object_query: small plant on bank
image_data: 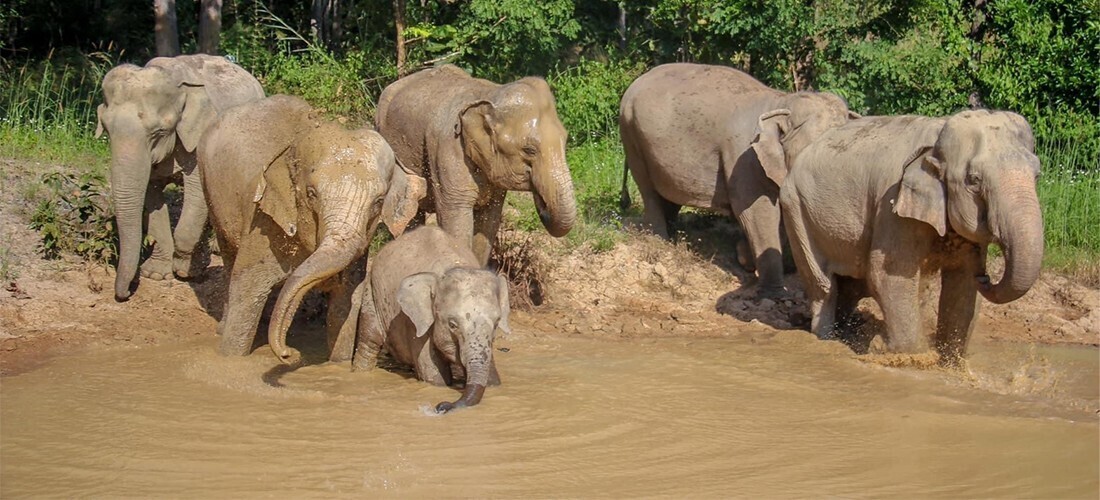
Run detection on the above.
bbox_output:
[28,171,117,264]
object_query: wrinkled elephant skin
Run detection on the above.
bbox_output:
[780,110,1044,364]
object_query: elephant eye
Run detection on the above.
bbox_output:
[306,186,318,199]
[522,145,538,157]
[448,319,459,331]
[965,172,981,187]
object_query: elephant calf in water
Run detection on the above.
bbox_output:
[199,95,426,364]
[356,226,511,413]
[780,110,1043,364]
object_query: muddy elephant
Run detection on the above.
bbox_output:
[375,64,577,265]
[96,54,265,301]
[355,226,511,413]
[619,63,856,296]
[780,110,1043,364]
[198,95,426,364]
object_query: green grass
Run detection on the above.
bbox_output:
[0,56,111,171]
[1036,138,1100,283]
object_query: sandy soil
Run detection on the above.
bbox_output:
[1,158,1097,375]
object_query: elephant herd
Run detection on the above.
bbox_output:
[94,54,1043,411]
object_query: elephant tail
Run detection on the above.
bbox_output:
[619,159,631,212]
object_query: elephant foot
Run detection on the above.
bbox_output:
[173,253,197,280]
[217,335,253,356]
[140,259,174,281]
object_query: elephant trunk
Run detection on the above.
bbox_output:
[110,140,153,301]
[435,356,490,414]
[268,208,372,365]
[978,184,1044,304]
[531,154,577,238]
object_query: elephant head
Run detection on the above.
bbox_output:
[96,56,263,301]
[267,124,427,365]
[457,78,577,237]
[894,110,1043,304]
[751,92,856,186]
[397,268,511,413]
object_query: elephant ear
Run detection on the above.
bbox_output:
[750,109,792,186]
[398,273,438,338]
[95,103,107,138]
[894,147,947,237]
[176,83,215,152]
[381,158,427,237]
[495,274,512,336]
[458,100,496,164]
[253,148,300,237]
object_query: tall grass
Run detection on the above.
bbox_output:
[1036,138,1100,283]
[0,53,112,170]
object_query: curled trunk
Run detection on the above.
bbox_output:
[435,357,489,414]
[531,155,577,237]
[111,143,153,301]
[268,233,368,365]
[978,188,1044,304]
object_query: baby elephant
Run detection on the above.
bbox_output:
[356,226,511,413]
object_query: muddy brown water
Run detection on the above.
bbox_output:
[2,327,1097,498]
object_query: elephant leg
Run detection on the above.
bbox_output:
[352,282,384,371]
[934,249,984,365]
[218,251,284,356]
[416,343,452,387]
[624,136,675,238]
[326,260,366,363]
[173,166,208,279]
[834,276,873,352]
[436,202,476,251]
[809,275,839,340]
[472,189,507,266]
[868,257,924,353]
[141,182,175,280]
[733,195,785,297]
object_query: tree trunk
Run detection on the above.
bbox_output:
[198,0,222,55]
[616,2,626,51]
[312,0,342,51]
[394,0,407,76]
[153,0,180,57]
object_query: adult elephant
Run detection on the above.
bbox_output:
[96,54,264,301]
[619,63,855,297]
[375,64,577,265]
[199,95,426,364]
[780,110,1043,364]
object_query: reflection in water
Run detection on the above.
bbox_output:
[2,332,1097,497]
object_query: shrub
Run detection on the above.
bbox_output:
[548,58,645,145]
[28,171,117,263]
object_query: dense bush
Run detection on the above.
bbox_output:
[547,58,646,145]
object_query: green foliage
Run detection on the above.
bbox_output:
[406,0,581,80]
[28,171,117,263]
[221,5,389,121]
[548,59,646,145]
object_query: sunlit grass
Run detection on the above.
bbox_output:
[1036,138,1100,284]
[0,56,111,172]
